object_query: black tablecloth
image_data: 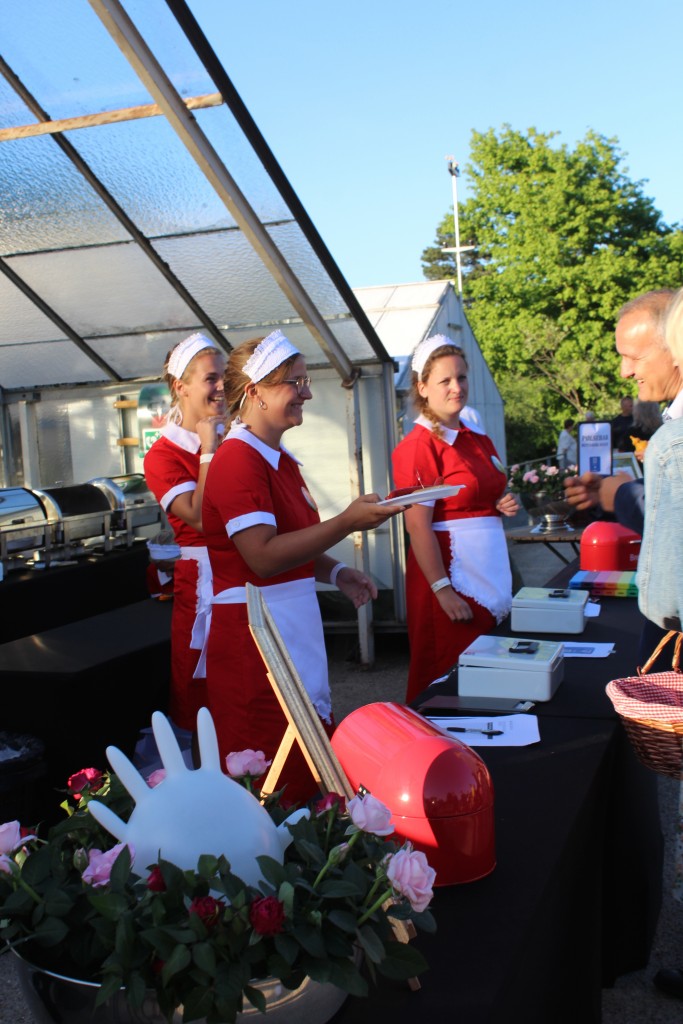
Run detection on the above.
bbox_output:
[333,589,663,1024]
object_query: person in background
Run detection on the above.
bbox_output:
[201,330,402,801]
[143,333,226,735]
[629,400,663,461]
[556,418,577,468]
[611,395,635,452]
[391,335,519,703]
[635,285,683,1002]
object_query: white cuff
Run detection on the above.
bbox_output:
[199,453,214,464]
[329,562,347,587]
[430,576,451,594]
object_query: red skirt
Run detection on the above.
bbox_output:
[169,559,208,731]
[205,603,331,805]
[404,537,495,704]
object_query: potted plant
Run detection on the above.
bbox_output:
[0,720,435,1024]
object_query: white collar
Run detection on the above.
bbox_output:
[414,413,461,445]
[161,421,201,454]
[663,389,683,421]
[226,421,302,470]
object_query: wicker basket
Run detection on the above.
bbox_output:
[606,631,683,779]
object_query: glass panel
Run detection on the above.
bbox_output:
[0,274,69,343]
[0,342,108,389]
[154,231,299,327]
[0,136,131,255]
[269,222,352,317]
[197,107,294,225]
[68,116,238,236]
[6,244,196,336]
[2,1,152,118]
[87,328,230,380]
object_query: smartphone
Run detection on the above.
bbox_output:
[578,421,613,477]
[509,640,540,655]
[417,695,535,715]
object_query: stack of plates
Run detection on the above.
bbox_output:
[568,570,638,598]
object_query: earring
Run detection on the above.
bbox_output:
[258,398,267,410]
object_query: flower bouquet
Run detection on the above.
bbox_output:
[0,720,435,1024]
[507,461,577,527]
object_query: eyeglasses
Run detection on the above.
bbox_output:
[281,376,312,394]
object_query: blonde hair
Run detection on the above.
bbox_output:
[410,343,468,437]
[163,346,226,425]
[225,337,300,420]
[665,287,683,366]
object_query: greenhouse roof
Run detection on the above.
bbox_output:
[0,0,390,393]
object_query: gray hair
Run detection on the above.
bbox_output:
[617,289,676,348]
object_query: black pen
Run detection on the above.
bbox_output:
[447,727,504,737]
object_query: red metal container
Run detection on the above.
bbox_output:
[580,520,641,571]
[331,702,495,886]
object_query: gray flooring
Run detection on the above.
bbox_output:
[1,527,681,1021]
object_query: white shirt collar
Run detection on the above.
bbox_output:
[226,421,302,470]
[663,389,683,421]
[161,421,201,454]
[414,413,460,445]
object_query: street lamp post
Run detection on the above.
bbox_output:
[441,156,474,297]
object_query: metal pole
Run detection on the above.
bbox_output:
[448,159,463,296]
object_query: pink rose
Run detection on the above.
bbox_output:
[0,820,21,855]
[147,769,167,788]
[0,853,14,875]
[81,843,132,887]
[523,471,539,484]
[510,464,520,474]
[225,749,271,778]
[545,466,559,476]
[347,793,394,836]
[386,846,436,913]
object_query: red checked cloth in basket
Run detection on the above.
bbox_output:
[606,671,683,725]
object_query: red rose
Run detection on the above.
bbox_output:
[146,865,166,892]
[249,896,285,937]
[189,895,224,929]
[314,792,346,816]
[67,768,104,800]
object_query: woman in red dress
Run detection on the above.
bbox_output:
[201,330,401,801]
[392,335,519,702]
[144,333,227,733]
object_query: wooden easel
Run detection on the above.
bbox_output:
[245,583,420,990]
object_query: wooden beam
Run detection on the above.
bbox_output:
[0,92,223,142]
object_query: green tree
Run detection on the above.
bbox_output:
[422,126,683,462]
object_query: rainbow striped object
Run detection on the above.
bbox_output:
[568,570,638,598]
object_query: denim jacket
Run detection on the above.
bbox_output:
[637,418,683,631]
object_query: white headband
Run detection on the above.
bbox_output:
[411,334,458,379]
[242,329,299,383]
[167,333,221,380]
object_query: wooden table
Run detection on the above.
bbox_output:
[507,523,584,565]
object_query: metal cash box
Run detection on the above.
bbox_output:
[511,586,588,634]
[458,634,564,702]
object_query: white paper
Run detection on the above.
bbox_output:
[584,601,601,618]
[426,714,540,747]
[561,642,615,658]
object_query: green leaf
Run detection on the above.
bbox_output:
[318,879,362,898]
[196,853,219,878]
[33,916,69,946]
[160,942,192,982]
[181,984,216,1021]
[355,924,386,964]
[86,891,130,921]
[192,940,217,974]
[255,855,286,888]
[43,890,75,918]
[243,982,267,1014]
[376,940,429,980]
[293,923,326,958]
[278,879,295,917]
[273,931,300,965]
[326,909,358,933]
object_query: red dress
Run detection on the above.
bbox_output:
[392,416,512,702]
[202,424,331,803]
[144,424,210,730]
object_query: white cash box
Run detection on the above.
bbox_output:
[511,586,588,635]
[458,635,564,702]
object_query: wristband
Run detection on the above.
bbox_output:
[199,453,214,465]
[329,562,347,587]
[430,576,451,594]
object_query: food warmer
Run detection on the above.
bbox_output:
[0,474,162,571]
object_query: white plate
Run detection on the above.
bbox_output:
[377,484,465,507]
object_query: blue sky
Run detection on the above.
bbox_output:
[190,0,682,290]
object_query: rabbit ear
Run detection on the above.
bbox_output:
[151,711,186,775]
[196,707,221,771]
